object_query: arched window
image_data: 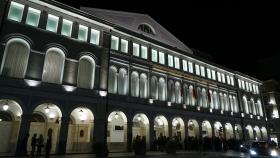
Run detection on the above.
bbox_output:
[139,73,148,98]
[118,68,128,95]
[175,81,181,104]
[0,38,30,78]
[183,84,189,105]
[42,47,65,84]
[150,76,158,100]
[189,85,195,106]
[229,95,234,112]
[131,71,139,97]
[158,77,166,101]
[197,87,202,107]
[224,94,229,111]
[77,55,96,89]
[233,96,239,113]
[138,23,155,35]
[213,91,219,110]
[108,66,117,94]
[257,100,263,116]
[219,93,224,111]
[202,88,207,108]
[243,96,249,114]
[168,80,175,103]
[209,90,214,109]
[251,98,256,115]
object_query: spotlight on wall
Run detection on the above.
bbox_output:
[167,102,171,107]
[24,79,41,87]
[99,90,107,97]
[209,108,213,113]
[137,115,141,121]
[189,120,193,125]
[183,104,187,109]
[0,119,2,121]
[45,106,50,113]
[63,85,76,92]
[2,104,9,111]
[49,113,55,119]
[149,99,153,104]
[114,113,119,119]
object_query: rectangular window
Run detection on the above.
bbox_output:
[230,76,234,86]
[46,14,59,32]
[245,82,249,91]
[238,79,241,88]
[217,72,221,82]
[168,55,174,67]
[90,29,100,45]
[221,73,225,83]
[159,51,165,64]
[211,70,216,80]
[174,57,180,69]
[200,66,205,77]
[182,60,188,72]
[207,68,211,79]
[25,7,41,27]
[227,75,231,85]
[133,43,140,57]
[111,35,119,50]
[61,19,73,37]
[256,85,259,94]
[253,84,256,93]
[241,80,245,90]
[78,25,88,41]
[141,46,148,59]
[249,83,252,92]
[195,64,200,76]
[188,62,193,73]
[8,2,24,22]
[151,49,158,62]
[120,39,128,53]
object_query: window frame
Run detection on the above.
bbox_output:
[110,35,119,50]
[61,19,73,37]
[90,28,100,45]
[25,7,41,27]
[46,14,59,33]
[120,39,128,53]
[7,1,25,22]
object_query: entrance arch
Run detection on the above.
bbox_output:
[154,115,168,138]
[225,123,234,140]
[0,99,22,153]
[107,111,127,152]
[132,113,149,149]
[235,124,243,141]
[254,126,261,140]
[246,125,254,140]
[172,117,185,145]
[66,107,94,153]
[261,127,268,140]
[202,121,212,138]
[188,119,199,138]
[214,122,224,138]
[28,103,62,153]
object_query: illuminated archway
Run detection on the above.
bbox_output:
[202,121,212,138]
[154,115,168,138]
[132,113,149,149]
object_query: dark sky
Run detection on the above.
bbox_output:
[56,0,280,81]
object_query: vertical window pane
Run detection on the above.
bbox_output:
[46,14,59,32]
[182,60,188,71]
[188,62,193,73]
[230,76,234,86]
[78,25,88,41]
[90,29,100,45]
[120,39,128,53]
[241,80,245,89]
[174,57,180,69]
[221,73,225,83]
[195,64,200,76]
[25,7,41,27]
[207,68,211,79]
[61,19,73,37]
[111,36,119,50]
[211,70,216,80]
[227,75,231,85]
[168,55,173,67]
[133,43,140,56]
[141,46,147,59]
[159,51,165,64]
[8,2,24,22]
[238,79,241,88]
[217,72,221,82]
[151,49,158,62]
[200,66,205,77]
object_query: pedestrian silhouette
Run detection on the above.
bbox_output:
[31,134,37,157]
[45,135,52,158]
[36,134,44,158]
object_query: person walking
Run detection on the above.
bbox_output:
[45,135,52,158]
[31,134,37,157]
[36,134,44,158]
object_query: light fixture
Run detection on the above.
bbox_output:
[3,104,9,111]
[137,115,141,121]
[25,79,41,87]
[0,119,2,122]
[114,113,119,119]
[149,99,153,104]
[173,119,179,127]
[202,122,206,126]
[45,105,50,113]
[63,85,76,92]
[167,102,171,107]
[99,90,107,97]
[189,120,193,125]
[49,113,55,119]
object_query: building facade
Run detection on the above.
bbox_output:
[0,0,268,155]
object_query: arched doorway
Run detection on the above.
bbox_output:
[172,117,185,146]
[107,111,127,152]
[154,115,168,138]
[0,99,22,153]
[188,119,199,138]
[225,123,234,140]
[66,107,94,153]
[214,122,224,139]
[246,125,254,141]
[202,121,212,138]
[235,124,243,141]
[261,127,268,140]
[132,113,149,149]
[254,126,261,141]
[28,103,62,154]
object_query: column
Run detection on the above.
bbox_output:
[149,120,155,151]
[15,114,32,156]
[57,116,70,154]
[126,121,132,152]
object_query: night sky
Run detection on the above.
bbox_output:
[55,0,280,81]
